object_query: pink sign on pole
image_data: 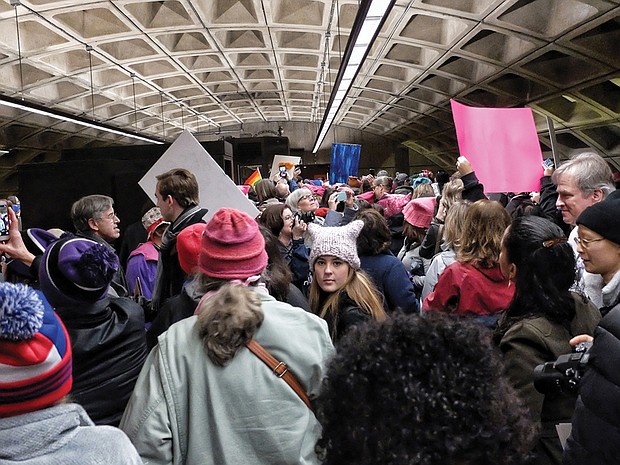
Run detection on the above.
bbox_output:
[450,100,543,193]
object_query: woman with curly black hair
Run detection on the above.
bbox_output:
[494,215,600,465]
[317,313,535,465]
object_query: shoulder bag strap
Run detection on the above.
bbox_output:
[245,339,314,412]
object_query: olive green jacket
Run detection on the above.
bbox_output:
[498,293,601,465]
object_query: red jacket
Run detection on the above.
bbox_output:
[423,261,514,316]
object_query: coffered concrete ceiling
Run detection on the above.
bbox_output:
[0,0,619,191]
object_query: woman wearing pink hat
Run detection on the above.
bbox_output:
[307,220,387,341]
[121,208,334,465]
[398,196,436,299]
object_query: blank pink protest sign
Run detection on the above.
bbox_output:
[451,100,543,193]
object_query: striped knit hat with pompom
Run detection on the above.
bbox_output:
[0,283,72,417]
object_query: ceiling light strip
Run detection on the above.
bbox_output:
[0,96,164,145]
[312,0,395,153]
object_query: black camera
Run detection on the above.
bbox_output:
[533,342,591,395]
[294,211,315,224]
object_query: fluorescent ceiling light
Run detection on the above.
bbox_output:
[0,97,164,145]
[312,0,395,153]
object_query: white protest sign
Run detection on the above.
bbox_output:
[139,130,259,221]
[270,155,301,181]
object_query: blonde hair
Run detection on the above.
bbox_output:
[412,183,434,199]
[458,199,511,268]
[443,200,471,250]
[197,283,264,366]
[440,178,464,210]
[309,266,387,339]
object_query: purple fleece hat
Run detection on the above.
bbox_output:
[39,237,119,308]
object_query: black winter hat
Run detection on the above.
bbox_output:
[576,197,620,245]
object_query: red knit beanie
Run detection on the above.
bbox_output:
[177,223,206,274]
[199,208,268,279]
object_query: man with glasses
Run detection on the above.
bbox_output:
[71,194,128,297]
[542,152,616,307]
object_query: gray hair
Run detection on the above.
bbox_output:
[285,187,312,212]
[71,194,114,233]
[552,152,615,197]
[275,182,290,198]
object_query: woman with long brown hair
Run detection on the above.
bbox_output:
[307,220,387,341]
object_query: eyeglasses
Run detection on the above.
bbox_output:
[95,212,119,222]
[298,194,314,202]
[574,236,604,248]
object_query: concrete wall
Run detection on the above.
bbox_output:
[197,121,405,175]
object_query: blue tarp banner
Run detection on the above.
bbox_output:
[330,143,361,184]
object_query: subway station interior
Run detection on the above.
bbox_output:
[0,0,618,201]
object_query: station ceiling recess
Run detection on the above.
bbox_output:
[0,0,618,186]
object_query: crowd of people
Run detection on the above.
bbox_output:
[0,152,619,465]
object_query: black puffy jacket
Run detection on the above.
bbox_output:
[56,297,148,426]
[563,301,620,465]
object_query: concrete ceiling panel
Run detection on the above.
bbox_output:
[98,38,158,61]
[124,1,194,29]
[0,0,618,184]
[272,0,324,26]
[54,8,130,38]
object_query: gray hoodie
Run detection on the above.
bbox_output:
[0,403,142,465]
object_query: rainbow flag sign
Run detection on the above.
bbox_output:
[244,168,262,187]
